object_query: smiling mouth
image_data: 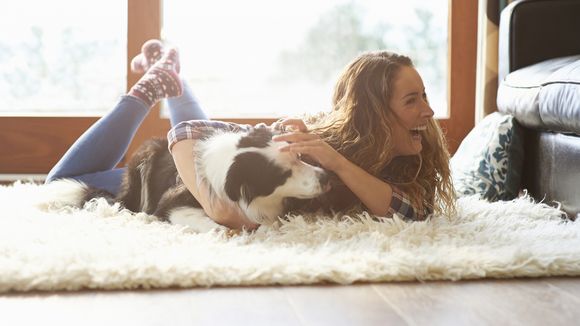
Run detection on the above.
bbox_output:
[409,125,427,139]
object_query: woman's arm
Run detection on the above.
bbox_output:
[334,161,422,220]
[331,156,394,215]
[278,139,394,215]
[171,139,260,230]
[167,120,259,230]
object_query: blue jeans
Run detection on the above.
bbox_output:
[45,82,207,195]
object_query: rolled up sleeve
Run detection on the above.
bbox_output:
[167,120,251,153]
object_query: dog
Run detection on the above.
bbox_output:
[84,126,331,226]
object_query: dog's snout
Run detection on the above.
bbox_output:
[318,171,331,192]
[318,171,329,185]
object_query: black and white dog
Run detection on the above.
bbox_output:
[84,127,331,226]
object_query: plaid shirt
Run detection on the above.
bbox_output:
[167,120,252,151]
[167,120,427,221]
[388,186,429,221]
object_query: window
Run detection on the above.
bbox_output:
[0,0,127,115]
[163,0,448,118]
[0,0,477,175]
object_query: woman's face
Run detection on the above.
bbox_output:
[388,66,434,157]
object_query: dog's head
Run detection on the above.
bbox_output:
[199,127,330,224]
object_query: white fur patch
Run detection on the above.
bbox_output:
[27,179,87,211]
[196,132,243,201]
[168,207,224,233]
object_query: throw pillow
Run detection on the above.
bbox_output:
[450,112,524,201]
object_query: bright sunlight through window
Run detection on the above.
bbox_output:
[0,0,126,115]
[163,0,448,118]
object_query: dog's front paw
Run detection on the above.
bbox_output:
[168,207,224,233]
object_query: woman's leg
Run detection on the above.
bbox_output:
[166,82,208,126]
[45,96,149,192]
[132,39,208,126]
[46,49,182,195]
[65,169,126,195]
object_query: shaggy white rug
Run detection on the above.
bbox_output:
[1,181,578,293]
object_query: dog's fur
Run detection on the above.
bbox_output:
[88,127,331,225]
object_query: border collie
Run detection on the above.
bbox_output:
[86,127,331,226]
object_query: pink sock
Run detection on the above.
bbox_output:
[128,48,182,107]
[131,39,180,74]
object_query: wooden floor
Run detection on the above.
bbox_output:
[2,277,580,325]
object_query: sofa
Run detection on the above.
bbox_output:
[497,0,580,218]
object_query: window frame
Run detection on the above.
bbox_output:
[0,0,476,174]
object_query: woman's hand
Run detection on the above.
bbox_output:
[272,119,399,216]
[171,139,260,231]
[272,118,347,172]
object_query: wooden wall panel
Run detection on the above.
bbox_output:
[0,117,97,173]
[440,0,479,154]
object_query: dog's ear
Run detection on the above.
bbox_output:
[237,127,273,149]
[225,183,257,204]
[224,152,291,204]
[239,184,256,205]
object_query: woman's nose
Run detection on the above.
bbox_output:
[422,101,434,118]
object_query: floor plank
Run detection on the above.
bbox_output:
[283,284,407,326]
[3,278,580,326]
[0,289,196,326]
[373,277,580,326]
[373,280,511,326]
[0,287,302,326]
[543,277,580,303]
[186,286,301,325]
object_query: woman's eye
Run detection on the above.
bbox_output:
[405,98,416,105]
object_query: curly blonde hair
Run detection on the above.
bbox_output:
[307,51,456,216]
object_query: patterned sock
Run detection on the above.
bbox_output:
[128,48,183,107]
[131,39,181,74]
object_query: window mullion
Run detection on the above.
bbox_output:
[125,0,164,161]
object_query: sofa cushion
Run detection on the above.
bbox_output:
[497,55,580,134]
[451,112,524,201]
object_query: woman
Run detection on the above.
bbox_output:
[47,40,455,230]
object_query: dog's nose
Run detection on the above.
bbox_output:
[318,171,331,191]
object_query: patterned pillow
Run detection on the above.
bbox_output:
[450,112,524,201]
